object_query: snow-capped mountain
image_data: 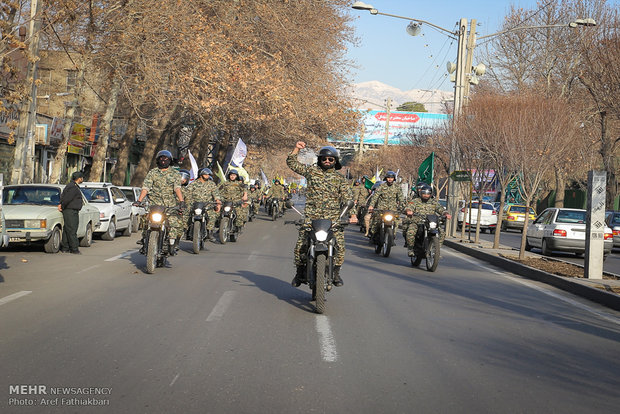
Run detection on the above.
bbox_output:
[350,80,453,114]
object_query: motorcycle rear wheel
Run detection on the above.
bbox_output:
[146,231,158,274]
[315,254,327,314]
[192,224,201,254]
[426,237,440,272]
[219,218,229,244]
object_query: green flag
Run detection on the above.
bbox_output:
[418,152,434,184]
[363,175,374,190]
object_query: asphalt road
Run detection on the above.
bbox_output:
[470,228,620,274]
[1,202,620,413]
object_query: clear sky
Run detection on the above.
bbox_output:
[346,0,543,92]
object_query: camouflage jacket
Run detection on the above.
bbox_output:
[372,183,404,211]
[218,181,245,202]
[404,197,445,223]
[287,151,352,220]
[187,179,221,207]
[352,184,368,204]
[142,167,181,207]
[248,189,261,203]
[270,183,286,199]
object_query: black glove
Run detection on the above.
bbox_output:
[178,201,187,211]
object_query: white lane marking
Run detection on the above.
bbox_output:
[0,291,32,306]
[169,373,180,387]
[444,250,620,325]
[315,315,338,362]
[76,264,101,274]
[105,249,139,262]
[206,291,237,322]
[248,251,258,261]
[261,234,270,241]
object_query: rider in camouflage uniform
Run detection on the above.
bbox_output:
[136,150,185,254]
[287,142,354,287]
[218,169,247,228]
[270,179,286,216]
[186,167,221,241]
[352,179,368,218]
[403,183,450,256]
[248,184,261,215]
[368,171,404,240]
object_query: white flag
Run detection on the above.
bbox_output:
[188,150,199,181]
[230,138,248,167]
[260,169,269,186]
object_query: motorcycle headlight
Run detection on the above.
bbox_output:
[194,208,202,215]
[429,222,437,229]
[151,213,163,222]
[315,230,328,241]
[384,214,394,221]
[224,206,232,212]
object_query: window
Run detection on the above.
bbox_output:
[556,210,586,224]
[66,70,77,92]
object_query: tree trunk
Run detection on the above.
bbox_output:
[599,111,618,209]
[49,61,86,184]
[519,198,533,260]
[554,168,565,208]
[89,75,122,182]
[129,108,177,186]
[111,110,139,185]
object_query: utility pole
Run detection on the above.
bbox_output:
[384,97,392,146]
[11,0,42,184]
[463,19,477,101]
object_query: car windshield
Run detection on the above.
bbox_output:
[611,214,620,226]
[81,188,110,203]
[510,206,536,214]
[2,186,61,206]
[121,189,136,202]
[471,203,494,210]
[556,210,586,224]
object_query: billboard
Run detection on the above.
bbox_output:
[330,110,449,145]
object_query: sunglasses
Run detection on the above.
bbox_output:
[320,156,335,162]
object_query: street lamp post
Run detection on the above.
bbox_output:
[351,1,596,237]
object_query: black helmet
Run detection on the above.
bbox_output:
[317,146,342,170]
[156,150,173,168]
[418,183,433,197]
[179,169,191,185]
[198,167,212,177]
[227,169,239,180]
[384,171,396,180]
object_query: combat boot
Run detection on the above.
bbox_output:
[291,265,306,287]
[333,266,343,287]
[207,230,216,242]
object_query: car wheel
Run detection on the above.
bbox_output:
[102,218,116,241]
[44,226,62,253]
[131,215,139,233]
[79,223,93,247]
[122,216,133,237]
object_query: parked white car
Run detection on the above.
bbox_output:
[1,184,100,253]
[119,186,147,232]
[457,201,498,233]
[80,182,133,240]
[526,208,613,258]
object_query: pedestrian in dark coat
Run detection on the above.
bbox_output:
[58,171,84,253]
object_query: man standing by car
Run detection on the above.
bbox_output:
[58,171,84,254]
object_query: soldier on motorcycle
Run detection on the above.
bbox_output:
[136,150,185,255]
[270,178,287,216]
[186,167,222,242]
[368,171,404,241]
[403,184,450,257]
[218,169,248,229]
[287,142,355,287]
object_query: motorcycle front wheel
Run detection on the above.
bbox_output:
[272,206,277,221]
[426,237,440,272]
[146,231,158,274]
[315,254,327,314]
[219,217,229,244]
[382,229,393,257]
[192,224,201,254]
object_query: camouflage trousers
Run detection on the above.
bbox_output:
[405,221,445,252]
[235,205,248,227]
[294,226,345,267]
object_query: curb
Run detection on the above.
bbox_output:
[444,240,620,312]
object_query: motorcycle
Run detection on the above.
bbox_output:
[298,200,354,314]
[410,214,445,272]
[371,210,397,258]
[218,200,241,244]
[140,204,181,274]
[189,201,215,254]
[248,199,256,222]
[269,197,281,221]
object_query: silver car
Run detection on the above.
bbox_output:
[119,186,147,232]
[526,208,613,258]
[604,211,620,248]
[1,184,101,253]
[80,182,133,240]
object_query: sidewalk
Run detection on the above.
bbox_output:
[444,238,620,312]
